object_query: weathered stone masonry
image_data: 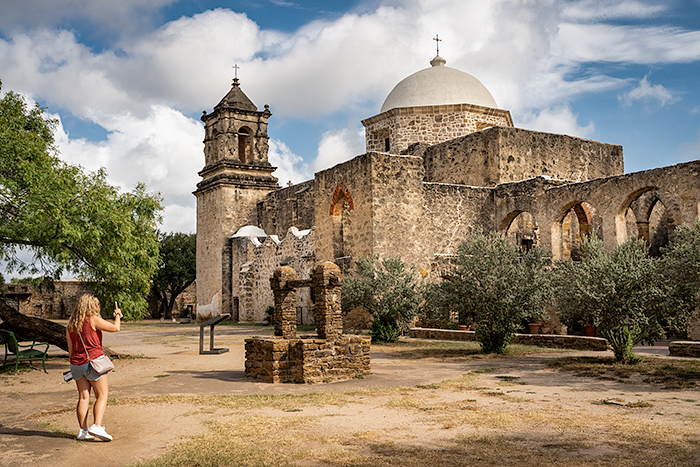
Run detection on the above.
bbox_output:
[245,262,371,383]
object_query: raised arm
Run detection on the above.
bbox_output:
[92,304,123,333]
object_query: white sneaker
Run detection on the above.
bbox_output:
[77,428,94,440]
[88,424,113,441]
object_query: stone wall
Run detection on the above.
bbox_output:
[669,341,700,358]
[314,154,376,268]
[257,179,315,237]
[196,184,275,320]
[417,127,624,187]
[408,328,610,351]
[362,103,513,154]
[244,335,371,383]
[231,227,315,323]
[3,280,98,319]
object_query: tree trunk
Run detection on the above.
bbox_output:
[0,300,68,352]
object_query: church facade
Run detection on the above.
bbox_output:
[195,55,700,323]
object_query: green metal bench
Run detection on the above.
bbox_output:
[0,329,49,373]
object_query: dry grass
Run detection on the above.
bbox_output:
[120,365,700,467]
[371,339,561,362]
[546,356,700,388]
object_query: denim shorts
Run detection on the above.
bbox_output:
[70,362,105,381]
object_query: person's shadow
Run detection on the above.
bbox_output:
[0,424,74,439]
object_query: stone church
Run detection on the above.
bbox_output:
[194,54,700,323]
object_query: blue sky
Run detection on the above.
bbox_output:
[1,0,699,237]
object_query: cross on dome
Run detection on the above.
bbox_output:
[433,34,442,56]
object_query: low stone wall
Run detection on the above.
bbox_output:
[408,328,609,351]
[245,335,371,383]
[668,341,700,358]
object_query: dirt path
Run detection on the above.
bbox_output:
[1,322,698,466]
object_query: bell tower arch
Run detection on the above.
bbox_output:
[195,77,279,320]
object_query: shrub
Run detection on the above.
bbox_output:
[341,256,420,343]
[444,230,551,354]
[553,234,662,364]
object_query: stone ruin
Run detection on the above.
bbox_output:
[244,261,371,383]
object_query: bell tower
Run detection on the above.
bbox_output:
[195,76,279,320]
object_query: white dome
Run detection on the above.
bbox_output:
[380,56,498,113]
[233,225,267,238]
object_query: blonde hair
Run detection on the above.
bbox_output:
[67,295,101,331]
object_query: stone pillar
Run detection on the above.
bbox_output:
[270,267,298,338]
[636,221,650,245]
[312,262,344,340]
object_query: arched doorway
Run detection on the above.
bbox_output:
[330,183,354,271]
[500,211,538,252]
[623,189,676,256]
[558,201,598,261]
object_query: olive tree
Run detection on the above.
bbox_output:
[553,235,662,364]
[657,221,700,334]
[444,230,551,354]
[341,256,420,342]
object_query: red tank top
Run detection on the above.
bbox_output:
[69,317,104,365]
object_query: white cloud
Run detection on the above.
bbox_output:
[555,24,700,64]
[562,0,666,21]
[313,127,366,173]
[268,139,311,186]
[516,105,595,139]
[618,74,677,107]
[680,129,700,162]
[2,0,700,236]
[161,204,196,234]
[53,106,203,232]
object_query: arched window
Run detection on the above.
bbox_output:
[238,127,252,164]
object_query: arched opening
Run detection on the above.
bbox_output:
[623,189,674,257]
[330,183,354,272]
[501,211,538,252]
[559,202,597,261]
[238,127,252,164]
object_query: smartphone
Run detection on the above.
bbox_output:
[63,370,73,382]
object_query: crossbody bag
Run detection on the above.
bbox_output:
[77,329,114,375]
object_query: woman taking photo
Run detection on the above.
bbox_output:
[66,294,122,441]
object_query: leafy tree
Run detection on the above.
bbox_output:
[342,256,420,342]
[445,230,552,354]
[151,232,196,320]
[657,221,700,334]
[418,280,458,329]
[553,235,662,364]
[0,80,162,349]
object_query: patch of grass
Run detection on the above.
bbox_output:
[626,400,654,408]
[109,391,350,412]
[547,356,700,388]
[0,362,39,374]
[154,374,171,378]
[36,421,75,439]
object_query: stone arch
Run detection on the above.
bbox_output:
[617,186,681,255]
[330,182,354,215]
[552,200,599,261]
[238,126,253,164]
[499,210,539,252]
